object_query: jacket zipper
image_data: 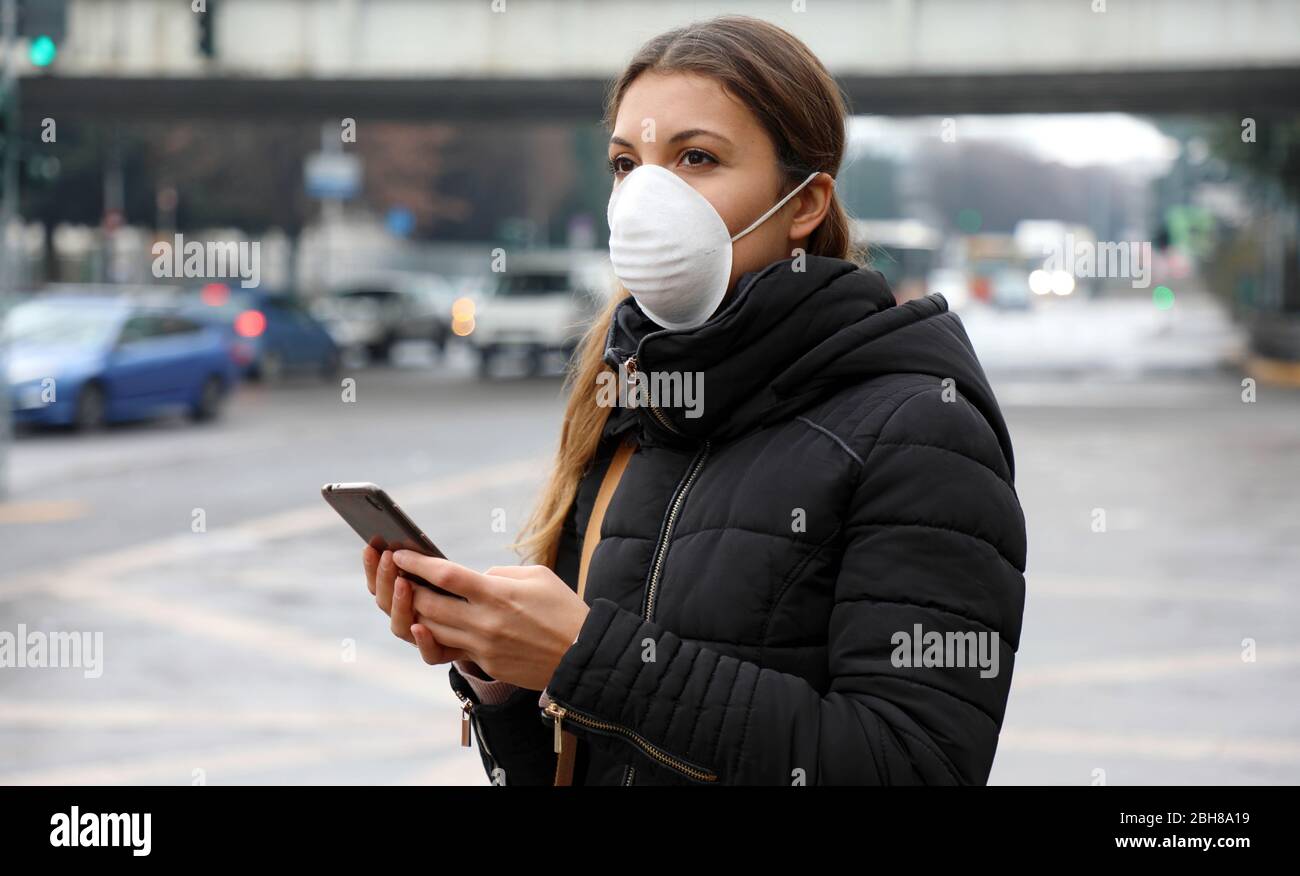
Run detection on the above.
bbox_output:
[563,351,711,785]
[547,436,714,785]
[624,438,712,785]
[623,355,680,435]
[644,440,710,623]
[453,688,500,778]
[543,699,718,783]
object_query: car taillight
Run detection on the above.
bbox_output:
[234,309,266,338]
[202,282,231,307]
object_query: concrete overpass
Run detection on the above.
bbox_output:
[16,0,1300,121]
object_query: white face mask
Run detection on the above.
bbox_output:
[606,164,823,330]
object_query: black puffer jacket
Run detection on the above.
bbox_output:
[448,255,1027,785]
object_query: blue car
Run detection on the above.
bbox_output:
[4,296,239,430]
[178,284,341,382]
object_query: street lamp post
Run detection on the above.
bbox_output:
[0,0,19,500]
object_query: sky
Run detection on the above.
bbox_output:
[849,114,1183,175]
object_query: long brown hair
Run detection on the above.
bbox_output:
[511,14,859,566]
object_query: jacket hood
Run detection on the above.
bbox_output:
[601,254,1014,477]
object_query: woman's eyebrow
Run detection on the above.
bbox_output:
[668,128,733,146]
[609,129,733,148]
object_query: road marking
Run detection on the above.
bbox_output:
[6,432,291,495]
[0,499,90,524]
[0,454,550,702]
[1245,354,1300,388]
[43,585,444,700]
[0,734,465,785]
[1014,644,1300,689]
[0,453,550,600]
[989,381,1244,409]
[999,726,1300,764]
[0,701,430,731]
[1027,574,1291,605]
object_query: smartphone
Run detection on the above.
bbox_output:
[321,482,462,599]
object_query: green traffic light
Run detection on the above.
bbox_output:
[30,35,58,67]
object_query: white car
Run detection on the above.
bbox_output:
[314,272,458,362]
[465,251,614,377]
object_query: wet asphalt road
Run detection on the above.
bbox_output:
[1,301,1297,785]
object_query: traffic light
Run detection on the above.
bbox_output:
[17,0,68,68]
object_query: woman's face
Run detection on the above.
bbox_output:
[608,71,832,302]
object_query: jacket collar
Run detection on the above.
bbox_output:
[599,255,897,448]
[596,253,1016,480]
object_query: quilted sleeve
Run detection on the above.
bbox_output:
[539,383,1027,784]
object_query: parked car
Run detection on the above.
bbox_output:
[313,272,458,362]
[991,267,1034,309]
[178,284,341,382]
[4,295,239,430]
[465,251,614,377]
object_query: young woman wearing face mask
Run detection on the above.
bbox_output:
[362,15,1027,785]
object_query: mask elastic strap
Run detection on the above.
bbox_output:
[729,170,825,243]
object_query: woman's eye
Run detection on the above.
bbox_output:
[608,156,636,176]
[679,149,717,169]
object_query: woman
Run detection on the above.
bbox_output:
[363,15,1026,785]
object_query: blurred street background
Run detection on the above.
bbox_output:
[1,0,1299,785]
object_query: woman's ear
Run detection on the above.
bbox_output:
[787,173,835,244]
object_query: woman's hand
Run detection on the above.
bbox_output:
[362,544,471,666]
[392,550,590,691]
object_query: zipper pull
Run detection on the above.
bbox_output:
[460,699,473,747]
[623,356,638,407]
[545,701,567,753]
